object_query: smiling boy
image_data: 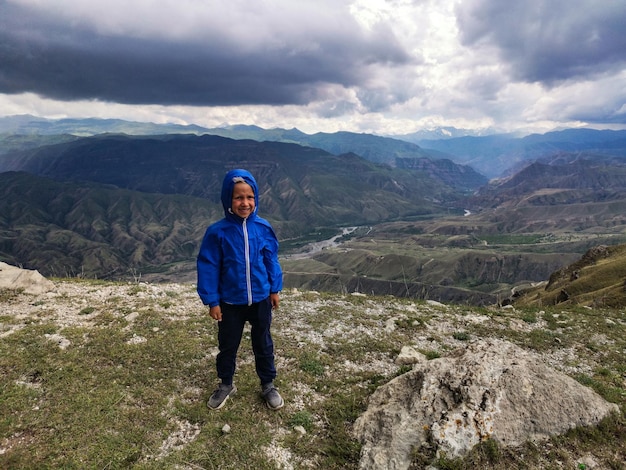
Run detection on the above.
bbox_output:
[197,169,284,410]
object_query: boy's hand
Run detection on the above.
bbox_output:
[270,293,280,310]
[209,305,222,321]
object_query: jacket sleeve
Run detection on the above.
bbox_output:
[196,227,222,307]
[263,225,283,294]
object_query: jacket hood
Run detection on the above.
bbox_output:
[220,169,259,219]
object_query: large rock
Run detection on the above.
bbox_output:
[0,261,55,294]
[353,339,619,469]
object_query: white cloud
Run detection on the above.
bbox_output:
[1,0,625,134]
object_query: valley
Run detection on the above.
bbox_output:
[279,214,626,306]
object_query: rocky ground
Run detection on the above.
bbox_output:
[2,280,575,374]
[2,274,624,468]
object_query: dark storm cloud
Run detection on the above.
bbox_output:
[0,2,411,106]
[456,0,626,85]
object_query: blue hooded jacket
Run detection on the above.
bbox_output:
[196,169,283,307]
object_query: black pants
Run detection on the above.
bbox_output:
[216,297,277,386]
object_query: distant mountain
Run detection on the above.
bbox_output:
[168,126,626,181]
[0,114,207,136]
[407,129,626,178]
[463,152,626,233]
[202,125,437,168]
[0,115,479,176]
[201,124,308,143]
[0,115,436,167]
[389,126,503,140]
[0,133,80,158]
[4,116,626,181]
[0,134,484,218]
[471,153,626,204]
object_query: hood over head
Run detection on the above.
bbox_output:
[220,169,259,219]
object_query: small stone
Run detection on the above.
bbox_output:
[124,312,139,322]
[395,346,426,366]
[221,424,231,434]
[45,333,71,349]
[384,318,396,332]
[126,334,147,345]
[293,425,306,435]
[578,454,598,469]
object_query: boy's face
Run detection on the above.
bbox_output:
[231,182,255,219]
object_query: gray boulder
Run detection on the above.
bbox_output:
[0,261,55,294]
[353,338,619,469]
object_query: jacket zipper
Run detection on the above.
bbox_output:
[243,218,252,305]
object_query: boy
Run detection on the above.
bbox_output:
[197,169,284,410]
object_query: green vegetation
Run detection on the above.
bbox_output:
[422,350,442,360]
[0,288,23,302]
[298,353,326,376]
[452,331,470,341]
[288,410,314,432]
[515,243,626,308]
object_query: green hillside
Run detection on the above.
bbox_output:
[513,243,626,308]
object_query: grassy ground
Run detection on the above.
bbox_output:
[0,280,624,469]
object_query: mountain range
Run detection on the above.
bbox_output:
[2,115,626,305]
[0,125,483,285]
[4,115,626,178]
[0,133,485,227]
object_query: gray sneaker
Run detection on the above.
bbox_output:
[208,383,237,410]
[261,382,284,410]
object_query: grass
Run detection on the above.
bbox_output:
[1,280,625,468]
[452,331,470,341]
[0,288,23,302]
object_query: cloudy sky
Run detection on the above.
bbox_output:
[1,0,625,136]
